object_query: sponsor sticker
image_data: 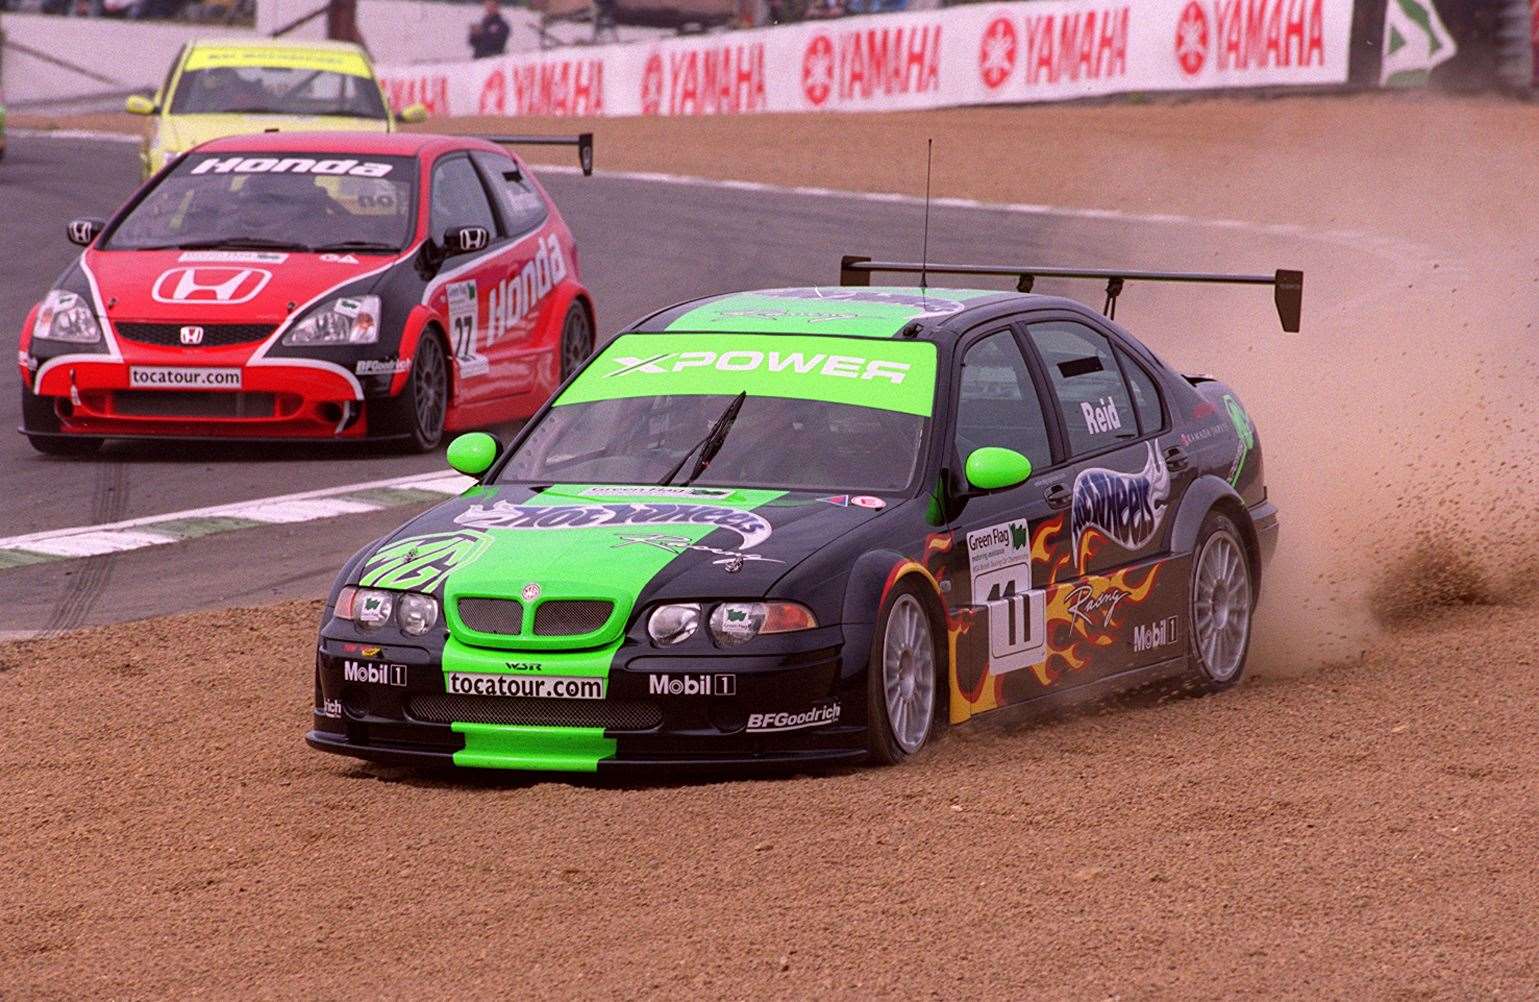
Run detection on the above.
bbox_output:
[1133,615,1180,653]
[128,367,242,390]
[646,673,735,697]
[342,659,407,687]
[189,156,393,178]
[581,486,733,499]
[355,358,411,376]
[178,251,288,264]
[556,333,938,417]
[967,518,1046,674]
[747,700,840,732]
[445,672,605,699]
[486,233,567,344]
[320,698,343,719]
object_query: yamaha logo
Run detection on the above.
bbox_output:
[179,326,205,345]
[151,267,272,305]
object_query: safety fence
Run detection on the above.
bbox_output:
[376,0,1529,117]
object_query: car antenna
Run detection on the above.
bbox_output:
[920,138,933,298]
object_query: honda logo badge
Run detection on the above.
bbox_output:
[151,267,272,305]
[179,326,206,345]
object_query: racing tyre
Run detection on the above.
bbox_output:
[559,302,593,381]
[20,385,101,456]
[1184,511,1255,692]
[379,331,449,453]
[867,581,943,765]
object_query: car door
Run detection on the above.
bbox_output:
[1023,313,1193,675]
[426,153,508,405]
[468,150,557,400]
[943,326,1063,714]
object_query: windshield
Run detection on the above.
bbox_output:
[105,154,417,252]
[170,66,387,119]
[498,333,938,493]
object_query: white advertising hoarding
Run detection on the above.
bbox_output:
[379,0,1352,118]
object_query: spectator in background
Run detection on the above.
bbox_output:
[469,0,511,59]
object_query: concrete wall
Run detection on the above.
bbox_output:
[260,0,548,65]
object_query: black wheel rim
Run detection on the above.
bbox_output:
[561,307,592,380]
[414,336,447,442]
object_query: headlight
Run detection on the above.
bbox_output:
[397,592,439,636]
[282,295,381,346]
[708,601,818,647]
[32,290,103,344]
[647,603,701,646]
[336,585,439,635]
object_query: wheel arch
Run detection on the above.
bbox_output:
[844,549,952,718]
[1171,475,1261,599]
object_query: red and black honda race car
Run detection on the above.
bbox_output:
[17,130,595,454]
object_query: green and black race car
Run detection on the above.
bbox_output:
[308,257,1301,773]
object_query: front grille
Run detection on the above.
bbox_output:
[534,600,613,636]
[407,693,661,731]
[114,391,275,418]
[116,323,274,347]
[458,598,523,635]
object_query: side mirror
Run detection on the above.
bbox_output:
[398,103,429,124]
[447,431,500,477]
[963,447,1033,493]
[124,94,157,115]
[442,225,491,256]
[67,218,106,247]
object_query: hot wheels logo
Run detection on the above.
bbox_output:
[453,501,773,550]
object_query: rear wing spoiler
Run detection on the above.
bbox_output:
[839,256,1303,333]
[483,133,594,176]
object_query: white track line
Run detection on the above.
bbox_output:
[0,471,473,561]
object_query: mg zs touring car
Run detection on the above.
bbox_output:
[18,131,594,455]
[308,259,1301,773]
[124,37,427,179]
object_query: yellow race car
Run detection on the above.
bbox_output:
[126,37,427,178]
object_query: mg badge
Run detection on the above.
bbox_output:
[179,325,205,345]
[521,582,541,602]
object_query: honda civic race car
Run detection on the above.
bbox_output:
[124,37,427,179]
[18,130,595,455]
[308,259,1301,773]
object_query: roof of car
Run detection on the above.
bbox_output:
[632,286,1088,339]
[189,37,368,55]
[192,131,509,159]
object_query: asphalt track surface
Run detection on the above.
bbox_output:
[0,131,1302,634]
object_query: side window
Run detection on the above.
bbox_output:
[1115,345,1164,435]
[1027,320,1139,456]
[472,152,549,237]
[430,156,497,242]
[953,330,1052,471]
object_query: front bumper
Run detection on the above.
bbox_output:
[308,628,874,774]
[25,356,381,440]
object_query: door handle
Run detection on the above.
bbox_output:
[1043,483,1071,510]
[1164,446,1191,472]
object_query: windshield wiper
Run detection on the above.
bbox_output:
[658,391,747,487]
[311,240,400,254]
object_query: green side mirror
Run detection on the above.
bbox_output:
[964,447,1033,492]
[447,432,499,477]
[398,103,429,124]
[124,95,157,116]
